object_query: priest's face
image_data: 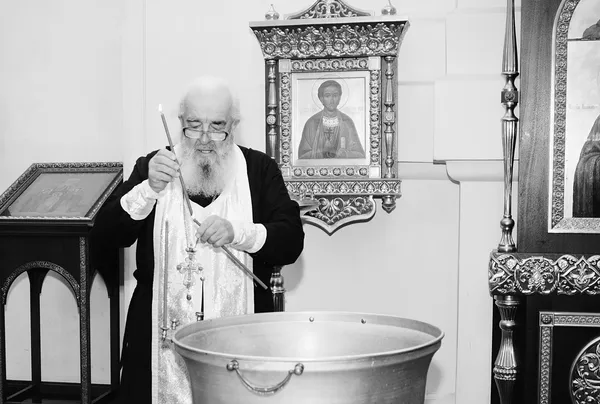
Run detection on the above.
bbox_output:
[319,85,341,113]
[179,84,237,196]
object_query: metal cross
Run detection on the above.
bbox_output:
[177,247,204,299]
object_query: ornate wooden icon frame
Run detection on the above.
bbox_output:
[250,0,409,234]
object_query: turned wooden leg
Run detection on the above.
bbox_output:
[493,295,520,404]
[271,266,285,312]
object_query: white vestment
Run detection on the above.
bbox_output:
[150,145,255,404]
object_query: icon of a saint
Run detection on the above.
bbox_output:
[297,80,366,159]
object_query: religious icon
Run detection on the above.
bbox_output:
[549,0,600,232]
[572,67,600,219]
[0,167,121,220]
[297,79,366,160]
[292,71,370,167]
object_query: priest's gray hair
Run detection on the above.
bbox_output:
[178,76,241,123]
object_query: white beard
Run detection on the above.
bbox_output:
[179,142,233,197]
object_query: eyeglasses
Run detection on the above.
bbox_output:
[182,127,229,141]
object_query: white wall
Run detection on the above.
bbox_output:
[0,0,520,401]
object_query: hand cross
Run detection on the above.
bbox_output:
[177,247,204,290]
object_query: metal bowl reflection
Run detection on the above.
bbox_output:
[173,311,443,404]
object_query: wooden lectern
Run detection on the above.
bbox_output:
[0,162,122,404]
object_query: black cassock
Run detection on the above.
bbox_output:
[573,115,600,218]
[90,146,304,404]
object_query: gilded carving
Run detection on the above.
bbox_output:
[312,196,372,224]
[278,59,382,178]
[286,0,370,20]
[250,5,407,234]
[539,326,552,404]
[251,23,406,60]
[290,58,369,71]
[489,253,600,296]
[492,295,519,394]
[555,314,600,326]
[541,314,553,325]
[571,336,600,403]
[516,257,557,294]
[537,312,600,403]
[300,195,376,234]
[285,179,401,197]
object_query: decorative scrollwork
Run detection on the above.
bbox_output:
[539,326,553,404]
[537,312,600,403]
[287,179,399,233]
[489,252,600,296]
[555,314,600,326]
[250,5,407,235]
[313,195,372,224]
[286,179,401,197]
[301,195,376,234]
[291,58,369,72]
[278,61,381,178]
[516,257,558,294]
[541,313,554,325]
[252,23,407,60]
[571,336,600,403]
[286,0,371,20]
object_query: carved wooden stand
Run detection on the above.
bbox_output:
[0,163,122,404]
[0,236,120,404]
[490,0,600,403]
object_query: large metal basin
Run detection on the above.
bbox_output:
[173,311,443,404]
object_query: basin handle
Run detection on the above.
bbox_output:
[226,360,304,395]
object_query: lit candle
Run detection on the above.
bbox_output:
[158,104,174,147]
[163,220,169,329]
[158,104,195,216]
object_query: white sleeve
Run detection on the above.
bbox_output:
[229,221,267,253]
[120,180,167,220]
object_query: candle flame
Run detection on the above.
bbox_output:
[158,104,163,113]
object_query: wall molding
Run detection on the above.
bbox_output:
[446,160,519,183]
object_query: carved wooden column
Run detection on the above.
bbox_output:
[270,266,285,312]
[493,295,520,404]
[266,59,279,161]
[382,55,398,213]
[491,0,519,403]
[79,238,92,404]
[383,55,396,180]
[498,0,518,254]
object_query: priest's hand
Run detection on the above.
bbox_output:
[148,149,180,193]
[196,215,234,248]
